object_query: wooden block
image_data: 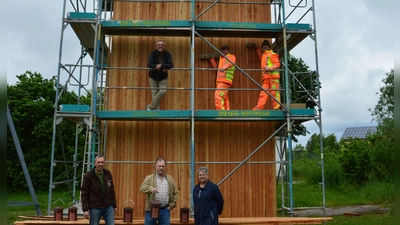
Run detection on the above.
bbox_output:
[282,103,306,108]
[344,212,361,216]
[200,53,210,59]
[245,42,257,48]
[290,103,306,108]
[200,53,219,59]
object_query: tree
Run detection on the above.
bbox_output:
[338,139,373,184]
[7,71,90,192]
[7,72,56,191]
[284,54,320,142]
[293,143,306,160]
[369,69,394,126]
[305,133,339,159]
[367,69,394,182]
[337,69,394,184]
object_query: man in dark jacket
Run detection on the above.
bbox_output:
[193,167,224,225]
[146,39,174,110]
[81,155,117,225]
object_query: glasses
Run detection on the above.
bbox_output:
[156,44,165,47]
[197,190,201,198]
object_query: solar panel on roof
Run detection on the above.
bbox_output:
[341,126,377,140]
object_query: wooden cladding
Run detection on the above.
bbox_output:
[105,0,278,219]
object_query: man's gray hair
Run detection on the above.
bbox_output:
[155,157,166,164]
[156,39,166,46]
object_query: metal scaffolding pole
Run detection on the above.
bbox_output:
[7,104,42,215]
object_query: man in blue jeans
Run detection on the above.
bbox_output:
[146,39,174,111]
[81,155,117,225]
[140,157,179,225]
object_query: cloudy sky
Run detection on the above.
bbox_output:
[6,0,394,146]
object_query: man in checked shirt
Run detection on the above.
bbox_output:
[140,157,179,225]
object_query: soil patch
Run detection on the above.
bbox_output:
[293,205,391,217]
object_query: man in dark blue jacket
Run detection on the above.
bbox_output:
[193,167,224,225]
[146,39,174,110]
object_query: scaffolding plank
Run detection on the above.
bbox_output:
[101,20,310,32]
[101,20,192,36]
[96,110,192,120]
[96,109,315,121]
[57,105,91,125]
[274,23,313,56]
[100,20,311,50]
[59,104,90,112]
[67,12,109,66]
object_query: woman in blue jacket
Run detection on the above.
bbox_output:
[193,167,224,225]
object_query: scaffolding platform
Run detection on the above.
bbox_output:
[66,11,312,58]
[67,12,109,66]
[96,109,316,122]
[57,104,91,125]
[101,19,312,55]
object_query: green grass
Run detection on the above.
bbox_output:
[277,181,394,208]
[7,190,77,225]
[276,181,393,224]
[327,209,394,225]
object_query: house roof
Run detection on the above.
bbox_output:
[340,126,377,140]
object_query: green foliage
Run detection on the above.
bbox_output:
[358,182,394,204]
[369,69,394,125]
[336,69,394,184]
[305,133,340,157]
[7,72,56,192]
[284,54,319,142]
[286,54,319,102]
[338,139,372,184]
[292,144,306,160]
[277,177,393,209]
[323,154,346,186]
[292,158,315,180]
[366,130,394,182]
[7,71,90,193]
[292,155,345,186]
[367,69,394,182]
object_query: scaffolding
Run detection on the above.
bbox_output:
[48,0,326,218]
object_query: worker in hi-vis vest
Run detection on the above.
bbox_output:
[253,40,281,110]
[209,45,236,110]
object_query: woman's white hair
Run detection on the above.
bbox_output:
[196,166,208,174]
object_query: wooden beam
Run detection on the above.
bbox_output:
[15,217,333,225]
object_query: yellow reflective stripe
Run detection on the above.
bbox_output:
[266,53,279,75]
[225,67,235,82]
[224,55,235,82]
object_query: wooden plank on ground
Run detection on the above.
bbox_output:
[15,216,333,225]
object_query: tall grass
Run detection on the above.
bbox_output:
[290,157,394,208]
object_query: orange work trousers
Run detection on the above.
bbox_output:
[215,82,231,110]
[253,78,281,110]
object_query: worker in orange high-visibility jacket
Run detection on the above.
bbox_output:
[253,40,281,110]
[209,45,236,110]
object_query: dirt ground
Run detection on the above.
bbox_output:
[291,205,391,217]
